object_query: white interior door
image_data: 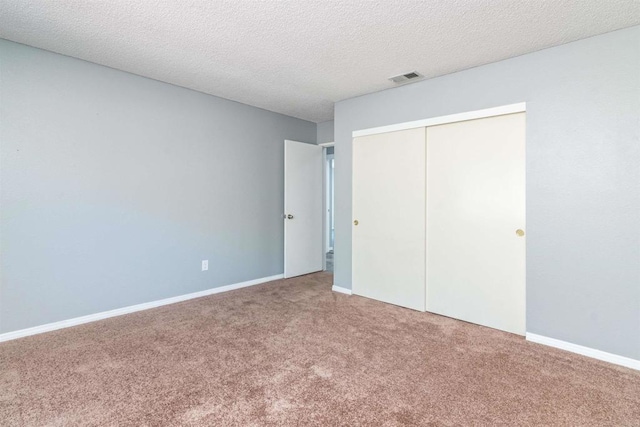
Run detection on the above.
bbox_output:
[426,113,526,335]
[284,140,323,278]
[352,128,426,311]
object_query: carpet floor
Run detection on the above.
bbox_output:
[1,272,639,426]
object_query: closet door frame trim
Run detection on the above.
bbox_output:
[352,102,526,138]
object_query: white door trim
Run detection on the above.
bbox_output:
[322,144,335,272]
[322,148,328,270]
[352,103,526,138]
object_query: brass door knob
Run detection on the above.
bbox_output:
[516,229,525,237]
[353,220,359,226]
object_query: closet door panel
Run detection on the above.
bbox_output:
[426,113,526,335]
[352,128,426,311]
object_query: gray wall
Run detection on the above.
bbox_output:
[334,26,640,360]
[0,40,316,333]
[317,120,334,144]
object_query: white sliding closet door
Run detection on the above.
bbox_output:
[426,113,526,335]
[352,128,426,311]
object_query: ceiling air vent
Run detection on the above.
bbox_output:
[388,71,424,84]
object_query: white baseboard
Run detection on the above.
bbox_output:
[332,285,352,295]
[0,274,284,343]
[526,333,640,371]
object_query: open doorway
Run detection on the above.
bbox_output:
[320,142,335,272]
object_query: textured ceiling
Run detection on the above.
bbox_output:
[1,1,639,122]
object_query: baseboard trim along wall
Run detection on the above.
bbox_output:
[331,285,352,295]
[0,274,285,343]
[526,333,640,371]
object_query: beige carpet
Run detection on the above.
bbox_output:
[1,272,639,426]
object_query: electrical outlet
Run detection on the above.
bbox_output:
[202,260,208,271]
